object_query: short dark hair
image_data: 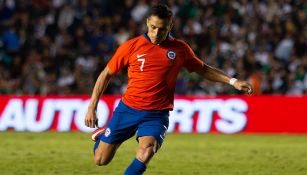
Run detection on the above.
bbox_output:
[148,4,173,21]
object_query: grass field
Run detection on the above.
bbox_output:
[1,132,307,175]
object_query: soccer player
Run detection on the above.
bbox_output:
[85,4,253,175]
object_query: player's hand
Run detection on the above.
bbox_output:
[85,110,98,128]
[233,80,253,95]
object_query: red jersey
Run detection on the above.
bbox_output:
[107,34,204,110]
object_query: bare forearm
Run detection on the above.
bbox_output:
[197,63,253,94]
[198,64,230,84]
[88,67,112,110]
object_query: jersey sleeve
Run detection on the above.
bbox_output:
[107,42,131,74]
[183,42,204,72]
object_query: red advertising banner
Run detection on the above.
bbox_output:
[0,95,306,133]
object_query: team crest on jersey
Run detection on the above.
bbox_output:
[104,128,111,137]
[166,50,176,60]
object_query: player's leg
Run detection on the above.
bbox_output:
[124,112,169,175]
[136,136,159,164]
[94,140,121,166]
[124,136,159,175]
[92,124,136,166]
[92,100,138,166]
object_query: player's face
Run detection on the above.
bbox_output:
[146,16,172,45]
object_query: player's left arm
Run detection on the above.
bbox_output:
[196,63,253,94]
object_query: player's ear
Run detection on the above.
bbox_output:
[168,21,173,31]
[169,22,173,29]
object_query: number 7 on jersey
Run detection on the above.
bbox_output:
[137,58,145,71]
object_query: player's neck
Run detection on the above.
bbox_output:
[143,33,169,45]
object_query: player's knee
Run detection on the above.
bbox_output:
[94,155,111,166]
[136,143,156,163]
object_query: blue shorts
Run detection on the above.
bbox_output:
[100,100,169,146]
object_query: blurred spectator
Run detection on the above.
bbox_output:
[0,0,306,95]
[131,0,149,23]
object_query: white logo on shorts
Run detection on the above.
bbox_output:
[160,131,166,140]
[105,128,111,137]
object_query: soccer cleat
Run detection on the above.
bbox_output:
[91,127,106,142]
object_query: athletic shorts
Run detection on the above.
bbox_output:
[100,100,169,146]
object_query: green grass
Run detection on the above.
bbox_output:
[0,132,307,175]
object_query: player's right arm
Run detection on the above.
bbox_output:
[85,39,132,128]
[85,66,113,128]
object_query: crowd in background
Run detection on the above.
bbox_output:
[0,0,306,95]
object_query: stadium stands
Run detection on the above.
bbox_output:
[0,0,306,95]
